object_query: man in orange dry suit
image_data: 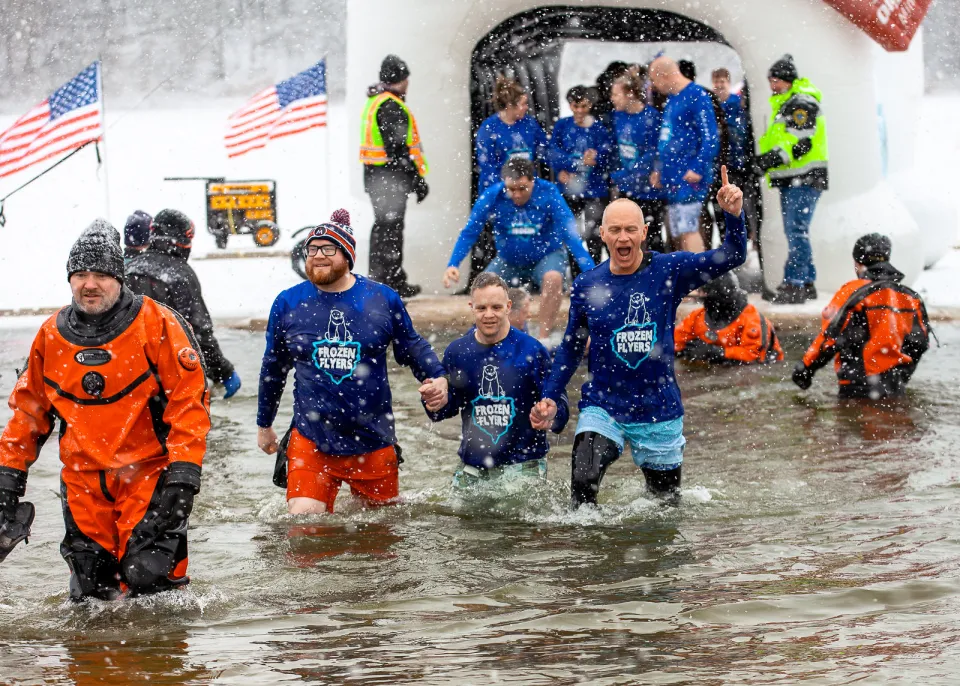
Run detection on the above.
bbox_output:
[674,272,783,364]
[793,233,930,399]
[0,220,210,599]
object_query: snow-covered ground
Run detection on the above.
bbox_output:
[0,95,957,320]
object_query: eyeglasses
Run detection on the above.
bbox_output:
[305,244,340,257]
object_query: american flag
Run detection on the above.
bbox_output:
[0,62,103,179]
[225,60,328,158]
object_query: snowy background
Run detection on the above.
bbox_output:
[0,0,957,317]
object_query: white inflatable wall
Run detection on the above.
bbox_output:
[347,0,954,294]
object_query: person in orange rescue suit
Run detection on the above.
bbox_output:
[793,233,931,399]
[0,220,211,600]
[674,272,783,364]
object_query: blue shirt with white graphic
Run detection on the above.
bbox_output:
[657,82,720,204]
[543,212,747,425]
[428,327,569,468]
[610,108,664,201]
[448,179,595,272]
[475,113,549,192]
[257,276,444,455]
[546,116,614,200]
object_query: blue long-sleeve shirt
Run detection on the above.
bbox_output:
[610,108,664,201]
[543,211,747,425]
[546,117,614,200]
[721,93,747,172]
[428,327,569,468]
[257,276,444,455]
[658,83,720,204]
[475,114,549,192]
[448,179,595,272]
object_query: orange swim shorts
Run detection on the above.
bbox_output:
[285,428,399,512]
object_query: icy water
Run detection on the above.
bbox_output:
[1,320,959,685]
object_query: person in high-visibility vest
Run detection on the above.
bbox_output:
[359,54,429,299]
[756,54,829,305]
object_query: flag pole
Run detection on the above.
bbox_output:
[97,58,112,218]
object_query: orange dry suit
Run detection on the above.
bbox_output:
[796,262,930,398]
[0,289,210,598]
[675,274,783,364]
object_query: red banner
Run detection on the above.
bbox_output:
[822,0,933,51]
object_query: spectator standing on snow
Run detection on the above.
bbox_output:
[359,54,429,299]
[756,54,829,305]
[649,56,719,254]
[126,209,241,398]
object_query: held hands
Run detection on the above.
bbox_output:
[258,426,279,455]
[583,149,598,167]
[530,398,558,430]
[649,170,661,189]
[419,377,449,411]
[683,170,703,184]
[443,267,460,289]
[557,170,572,185]
[715,166,743,216]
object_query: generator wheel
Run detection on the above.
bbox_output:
[253,221,280,247]
[290,225,315,280]
[214,232,229,250]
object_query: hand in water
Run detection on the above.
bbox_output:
[419,377,449,411]
[530,398,557,430]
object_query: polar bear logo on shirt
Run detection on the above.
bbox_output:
[479,365,505,398]
[326,309,353,342]
[625,292,651,326]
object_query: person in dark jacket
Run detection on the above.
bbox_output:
[123,210,152,263]
[359,54,429,299]
[126,209,241,397]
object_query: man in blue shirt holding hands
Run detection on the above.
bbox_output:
[444,158,595,342]
[531,166,746,508]
[427,272,569,488]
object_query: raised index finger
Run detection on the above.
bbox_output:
[721,165,729,187]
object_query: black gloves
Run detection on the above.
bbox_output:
[414,175,429,204]
[792,362,814,390]
[681,339,727,363]
[0,468,33,563]
[792,138,813,160]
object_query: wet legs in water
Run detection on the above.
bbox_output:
[571,432,682,508]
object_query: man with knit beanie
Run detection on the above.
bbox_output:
[257,209,448,514]
[359,54,429,298]
[126,209,241,398]
[793,233,930,398]
[0,220,210,598]
[123,210,152,263]
[757,54,830,305]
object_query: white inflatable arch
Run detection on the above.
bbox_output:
[347,0,952,294]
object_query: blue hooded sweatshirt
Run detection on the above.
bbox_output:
[475,114,548,192]
[610,108,665,201]
[547,116,614,200]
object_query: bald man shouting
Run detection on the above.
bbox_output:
[532,167,745,508]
